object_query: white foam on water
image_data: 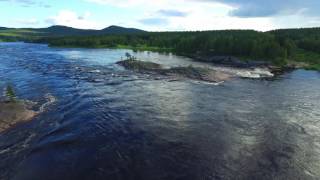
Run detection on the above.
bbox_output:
[89,69,101,73]
[210,66,274,79]
[194,80,225,86]
[38,94,57,113]
[0,148,11,154]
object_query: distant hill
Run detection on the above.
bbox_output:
[100,25,145,35]
[34,25,146,36]
[0,25,146,39]
[36,25,91,36]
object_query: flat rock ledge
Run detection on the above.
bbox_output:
[117,59,231,83]
[0,100,37,133]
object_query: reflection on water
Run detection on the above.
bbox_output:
[0,42,320,180]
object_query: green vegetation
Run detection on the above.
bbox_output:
[0,25,144,42]
[38,30,290,60]
[117,54,162,71]
[117,45,173,52]
[125,52,136,61]
[0,28,42,42]
[34,30,320,70]
[1,25,320,70]
[5,85,16,102]
[269,28,320,69]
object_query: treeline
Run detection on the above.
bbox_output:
[34,28,320,68]
[0,35,21,42]
[0,34,39,42]
[271,28,320,54]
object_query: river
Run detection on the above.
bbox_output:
[0,42,320,180]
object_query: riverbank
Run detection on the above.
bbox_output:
[0,100,37,133]
[0,90,56,133]
[44,42,319,72]
[2,25,320,71]
[183,54,318,75]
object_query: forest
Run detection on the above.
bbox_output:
[1,26,320,70]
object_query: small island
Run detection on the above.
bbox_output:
[116,57,231,83]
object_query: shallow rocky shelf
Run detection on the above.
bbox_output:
[0,100,37,133]
[117,59,231,83]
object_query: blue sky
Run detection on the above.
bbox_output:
[1,0,320,31]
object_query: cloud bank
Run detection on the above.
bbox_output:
[139,18,169,26]
[208,0,320,17]
[2,0,320,31]
[86,0,320,17]
[46,10,102,29]
[157,9,189,17]
[0,0,50,7]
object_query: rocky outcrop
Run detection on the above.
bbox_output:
[188,55,272,68]
[0,89,56,133]
[117,59,231,83]
[164,66,230,82]
[117,59,162,71]
[0,101,37,133]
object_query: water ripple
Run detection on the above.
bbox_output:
[0,43,320,180]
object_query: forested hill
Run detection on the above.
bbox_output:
[0,25,145,41]
[38,25,145,36]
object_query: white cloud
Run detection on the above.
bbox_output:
[272,14,320,30]
[0,0,51,8]
[114,0,272,31]
[83,0,320,31]
[139,12,275,32]
[84,0,275,31]
[46,10,102,29]
[85,0,171,8]
[205,0,320,18]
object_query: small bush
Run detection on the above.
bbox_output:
[5,85,16,102]
[125,52,137,61]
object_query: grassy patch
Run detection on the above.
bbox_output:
[291,49,320,70]
[116,45,173,52]
[305,64,320,71]
[0,29,43,41]
[50,44,174,52]
[293,49,320,64]
[0,32,23,37]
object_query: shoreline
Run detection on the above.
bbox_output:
[0,100,37,133]
[0,93,56,133]
[1,41,317,72]
[44,43,316,72]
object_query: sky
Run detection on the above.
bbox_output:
[0,0,320,31]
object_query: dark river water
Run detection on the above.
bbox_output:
[0,42,320,180]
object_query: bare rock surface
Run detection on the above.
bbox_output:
[0,101,37,133]
[117,59,231,83]
[0,94,56,133]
